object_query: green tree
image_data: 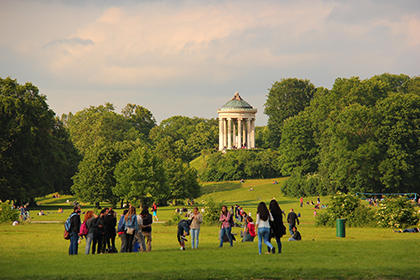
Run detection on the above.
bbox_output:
[264,78,315,148]
[0,77,77,205]
[121,103,156,137]
[114,147,167,207]
[377,93,420,192]
[66,103,143,156]
[155,136,201,204]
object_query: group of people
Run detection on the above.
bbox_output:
[67,204,154,255]
[67,199,303,255]
[216,199,298,255]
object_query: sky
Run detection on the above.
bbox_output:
[1,0,419,126]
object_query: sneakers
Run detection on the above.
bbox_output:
[180,247,185,251]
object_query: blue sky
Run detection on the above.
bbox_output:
[1,0,419,126]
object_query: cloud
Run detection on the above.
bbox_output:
[43,37,95,48]
[0,0,419,126]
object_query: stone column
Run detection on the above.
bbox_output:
[223,118,227,149]
[232,120,236,148]
[237,118,242,149]
[247,119,251,149]
[251,118,255,148]
[219,117,223,150]
[227,118,232,149]
[243,120,246,148]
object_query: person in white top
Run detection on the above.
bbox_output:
[256,202,275,255]
[135,213,146,252]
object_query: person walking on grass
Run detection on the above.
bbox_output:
[189,207,203,249]
[256,202,275,255]
[68,205,81,255]
[219,205,233,247]
[287,208,299,236]
[268,199,285,254]
[152,202,159,222]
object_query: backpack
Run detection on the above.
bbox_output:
[65,213,77,232]
[80,221,88,236]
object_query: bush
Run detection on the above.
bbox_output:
[165,212,182,226]
[201,198,223,226]
[199,149,280,182]
[315,192,374,227]
[375,196,419,229]
[0,203,19,223]
[281,172,325,197]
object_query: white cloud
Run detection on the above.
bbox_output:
[0,0,419,126]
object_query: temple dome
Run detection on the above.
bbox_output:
[219,92,255,111]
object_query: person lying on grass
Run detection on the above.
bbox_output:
[393,228,420,233]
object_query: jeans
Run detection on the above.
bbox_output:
[219,226,232,247]
[191,228,200,248]
[134,231,146,252]
[126,232,135,252]
[92,233,102,254]
[258,227,273,254]
[289,224,294,236]
[268,236,281,253]
[69,232,78,255]
[85,233,93,254]
[142,231,152,251]
[119,233,127,253]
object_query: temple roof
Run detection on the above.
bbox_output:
[220,92,254,110]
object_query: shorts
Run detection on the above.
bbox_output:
[153,211,157,216]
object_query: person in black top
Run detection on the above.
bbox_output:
[140,208,153,252]
[177,219,191,250]
[104,208,117,252]
[268,199,285,253]
[91,209,106,254]
[287,209,299,236]
[288,226,302,241]
[69,205,81,255]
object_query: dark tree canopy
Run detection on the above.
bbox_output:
[0,77,79,204]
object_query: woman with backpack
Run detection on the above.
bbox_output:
[219,205,233,247]
[268,199,285,254]
[122,206,138,253]
[256,202,275,255]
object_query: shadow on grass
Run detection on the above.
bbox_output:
[200,182,241,195]
[221,199,296,206]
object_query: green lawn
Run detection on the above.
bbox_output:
[1,178,419,279]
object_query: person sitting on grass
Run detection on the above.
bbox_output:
[177,219,192,250]
[242,216,256,242]
[393,228,420,233]
[288,226,302,241]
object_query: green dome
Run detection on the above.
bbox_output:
[220,92,253,110]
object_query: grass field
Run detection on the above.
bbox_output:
[1,178,420,279]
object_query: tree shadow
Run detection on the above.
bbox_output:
[201,182,242,195]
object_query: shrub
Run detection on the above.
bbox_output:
[375,196,419,229]
[0,203,19,223]
[165,212,182,226]
[201,198,223,226]
[315,192,374,227]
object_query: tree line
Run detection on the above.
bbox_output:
[2,73,419,205]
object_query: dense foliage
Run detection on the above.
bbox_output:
[264,78,316,149]
[0,78,79,205]
[0,202,19,223]
[315,192,419,229]
[277,74,420,197]
[199,149,280,182]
